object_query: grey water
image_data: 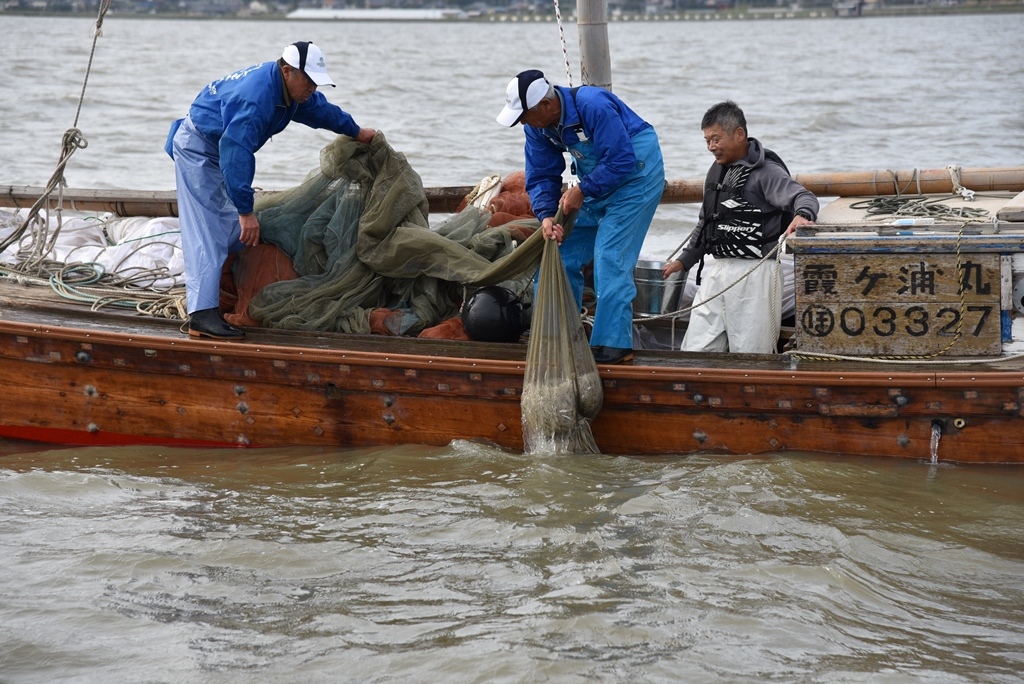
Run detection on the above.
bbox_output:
[2,12,1024,683]
[2,443,1024,683]
[2,13,1023,257]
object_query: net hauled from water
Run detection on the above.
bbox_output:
[521,213,604,455]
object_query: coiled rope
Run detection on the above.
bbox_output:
[461,174,502,207]
[2,0,111,259]
[0,0,188,319]
[849,195,990,222]
[848,167,990,223]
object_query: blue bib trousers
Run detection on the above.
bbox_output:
[560,127,664,349]
[171,117,245,315]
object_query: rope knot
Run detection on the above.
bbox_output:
[946,164,975,201]
[62,128,88,153]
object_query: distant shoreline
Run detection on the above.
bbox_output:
[4,3,1023,22]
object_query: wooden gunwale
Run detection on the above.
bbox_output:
[0,185,477,216]
[792,234,1024,255]
[6,314,1024,390]
[8,279,1019,391]
[934,371,1024,388]
[1,318,528,377]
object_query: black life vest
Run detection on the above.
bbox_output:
[700,149,792,261]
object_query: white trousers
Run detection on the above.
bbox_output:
[682,257,783,354]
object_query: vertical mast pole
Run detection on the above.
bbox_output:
[577,0,612,91]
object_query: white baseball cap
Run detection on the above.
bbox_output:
[282,41,335,87]
[496,69,549,127]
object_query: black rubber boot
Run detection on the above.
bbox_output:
[591,346,633,364]
[188,308,244,340]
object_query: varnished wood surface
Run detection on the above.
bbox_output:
[997,190,1024,222]
[0,184,480,216]
[2,277,1023,375]
[4,171,1024,461]
[2,277,1024,461]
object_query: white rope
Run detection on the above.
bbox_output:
[2,0,111,261]
[463,174,502,208]
[946,164,976,201]
[0,1,187,321]
[768,235,783,346]
[783,350,1024,366]
[634,239,785,325]
[552,0,573,86]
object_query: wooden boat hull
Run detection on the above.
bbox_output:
[3,172,1024,463]
[1,301,1021,463]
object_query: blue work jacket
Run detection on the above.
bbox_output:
[165,60,360,215]
[523,85,652,220]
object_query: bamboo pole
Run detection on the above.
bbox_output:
[0,184,478,217]
[664,166,1024,204]
[4,167,1024,217]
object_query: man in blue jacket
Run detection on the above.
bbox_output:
[497,69,664,364]
[166,41,375,339]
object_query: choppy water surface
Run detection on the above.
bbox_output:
[1,441,1023,682]
[2,12,1024,682]
[1,13,1022,257]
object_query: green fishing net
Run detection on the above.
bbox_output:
[251,132,542,333]
[250,133,603,453]
[521,222,604,454]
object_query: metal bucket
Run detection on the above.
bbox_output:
[632,260,665,317]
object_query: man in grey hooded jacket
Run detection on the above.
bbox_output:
[663,101,818,353]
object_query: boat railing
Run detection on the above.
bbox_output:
[4,166,1023,218]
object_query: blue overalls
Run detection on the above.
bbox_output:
[165,60,361,315]
[526,87,664,350]
[169,116,245,314]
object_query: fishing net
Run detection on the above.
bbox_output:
[248,132,545,334]
[245,132,603,453]
[521,210,603,454]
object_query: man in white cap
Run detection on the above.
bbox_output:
[497,69,664,364]
[165,41,375,339]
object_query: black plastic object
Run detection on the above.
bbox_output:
[462,286,524,343]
